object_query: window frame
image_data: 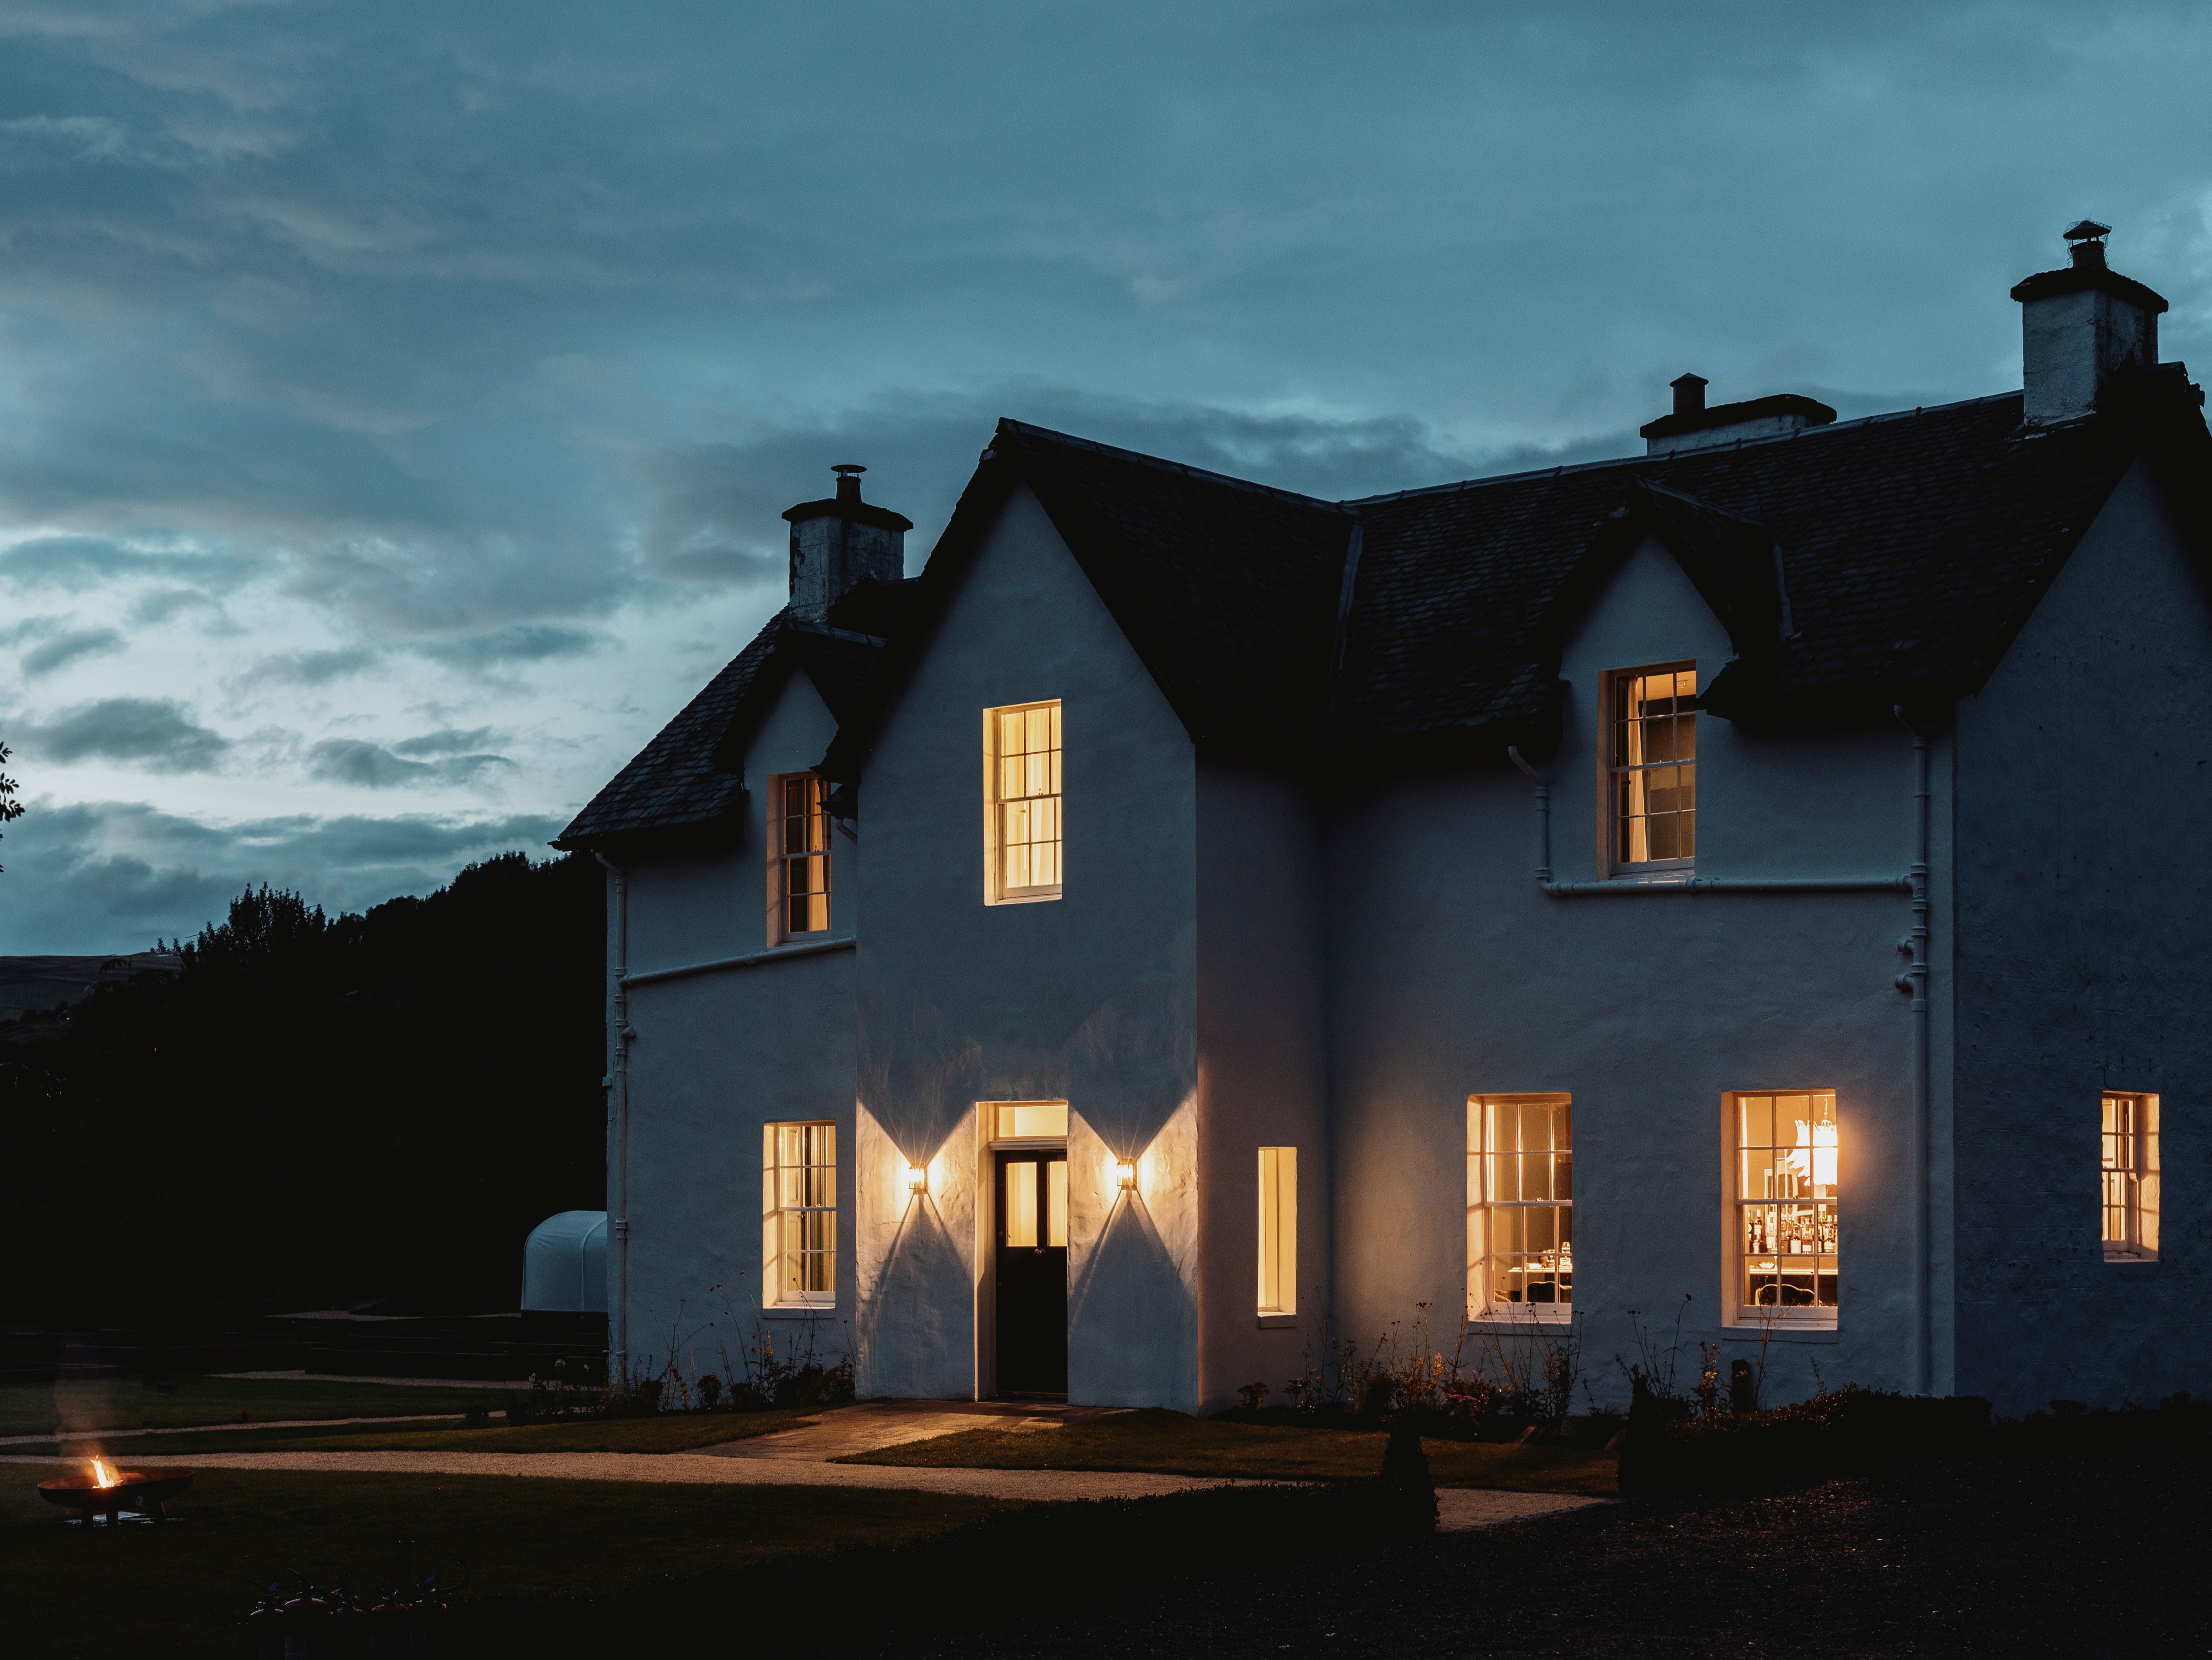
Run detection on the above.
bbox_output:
[1466,1094,1574,1326]
[983,700,1063,906]
[768,771,833,945]
[2101,1091,2160,1262]
[762,1121,837,1310]
[1725,1089,1839,1328]
[1603,661,1699,878]
[1257,1146,1298,1317]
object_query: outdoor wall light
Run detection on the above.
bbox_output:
[1116,1159,1138,1192]
[906,1164,928,1196]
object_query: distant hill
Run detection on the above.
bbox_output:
[0,953,179,1024]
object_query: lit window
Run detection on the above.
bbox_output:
[1468,1096,1572,1321]
[763,1122,835,1307]
[1734,1092,1837,1317]
[1610,664,1697,870]
[2102,1092,2160,1260]
[985,700,1062,903]
[771,773,831,941]
[1257,1147,1297,1314]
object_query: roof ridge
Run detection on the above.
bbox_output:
[997,418,1354,516]
[1338,390,2028,508]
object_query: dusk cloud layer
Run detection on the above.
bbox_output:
[0,2,2207,948]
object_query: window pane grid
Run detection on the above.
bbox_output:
[768,1122,835,1303]
[2102,1093,2159,1258]
[779,775,831,935]
[1613,667,1697,866]
[1736,1092,1837,1309]
[1471,1097,1572,1316]
[992,702,1062,896]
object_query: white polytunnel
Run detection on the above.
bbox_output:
[522,1210,609,1312]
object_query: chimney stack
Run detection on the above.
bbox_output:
[2011,222,2168,426]
[781,464,912,622]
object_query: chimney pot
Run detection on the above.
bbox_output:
[2011,222,2166,425]
[1671,373,1709,416]
[781,464,913,621]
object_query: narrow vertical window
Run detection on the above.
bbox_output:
[1257,1146,1297,1315]
[985,700,1063,903]
[771,773,831,942]
[2102,1092,2160,1260]
[763,1122,836,1307]
[1734,1092,1837,1318]
[1610,664,1697,871]
[1468,1096,1572,1321]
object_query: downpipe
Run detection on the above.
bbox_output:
[594,851,635,1387]
[1895,708,1932,1395]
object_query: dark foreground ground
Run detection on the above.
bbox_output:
[878,1430,2208,1659]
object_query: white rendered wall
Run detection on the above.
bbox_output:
[1953,458,2212,1412]
[606,666,858,1382]
[1195,756,1331,1412]
[1326,533,1949,1410]
[851,483,1202,1408]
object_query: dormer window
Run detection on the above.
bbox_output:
[771,772,832,941]
[1608,664,1697,874]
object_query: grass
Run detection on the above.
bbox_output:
[0,1459,1016,1658]
[844,1408,1619,1495]
[0,1373,523,1438]
[12,1407,816,1459]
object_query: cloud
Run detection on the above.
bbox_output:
[412,624,601,669]
[389,726,498,756]
[0,535,252,595]
[0,798,569,953]
[16,697,230,771]
[236,647,381,686]
[128,587,222,624]
[19,626,124,676]
[306,737,516,788]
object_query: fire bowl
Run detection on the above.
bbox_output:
[38,1469,193,1523]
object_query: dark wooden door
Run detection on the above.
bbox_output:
[994,1150,1067,1397]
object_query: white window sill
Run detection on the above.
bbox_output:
[1256,1312,1298,1330]
[763,1303,837,1319]
[1464,1314,1575,1334]
[2102,1256,2160,1277]
[1721,1322,1838,1343]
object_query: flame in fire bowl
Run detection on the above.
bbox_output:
[38,1466,193,1524]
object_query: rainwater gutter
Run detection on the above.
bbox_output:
[1504,748,1910,896]
[621,935,855,988]
[593,852,634,1386]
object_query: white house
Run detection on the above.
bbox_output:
[557,225,2212,1416]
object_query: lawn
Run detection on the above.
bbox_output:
[0,1460,1015,1658]
[12,1407,816,1459]
[0,1373,522,1438]
[844,1409,1618,1495]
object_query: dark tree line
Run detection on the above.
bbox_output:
[0,852,606,1327]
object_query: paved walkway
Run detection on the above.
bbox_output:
[704,1397,1122,1461]
[0,1447,1604,1529]
[0,1412,492,1449]
[213,1369,532,1389]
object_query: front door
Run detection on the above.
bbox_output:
[994,1150,1068,1396]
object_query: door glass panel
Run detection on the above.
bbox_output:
[1005,1160,1038,1247]
[1046,1159,1067,1247]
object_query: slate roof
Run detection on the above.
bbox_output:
[567,364,2210,843]
[554,587,913,850]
